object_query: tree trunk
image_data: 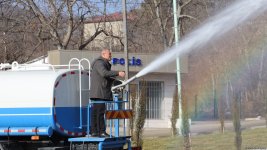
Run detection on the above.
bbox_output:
[181,90,191,150]
[232,87,242,150]
[218,95,225,133]
[171,85,179,136]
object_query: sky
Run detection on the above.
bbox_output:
[93,0,144,13]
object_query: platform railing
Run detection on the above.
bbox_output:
[87,94,132,138]
[69,93,132,150]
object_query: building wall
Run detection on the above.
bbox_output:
[130,73,177,128]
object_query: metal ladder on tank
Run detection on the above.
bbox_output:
[68,58,91,130]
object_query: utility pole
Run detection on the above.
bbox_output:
[122,0,130,134]
[122,0,129,90]
[173,0,183,135]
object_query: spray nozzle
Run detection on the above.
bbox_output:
[111,75,137,91]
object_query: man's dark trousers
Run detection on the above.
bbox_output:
[90,103,106,135]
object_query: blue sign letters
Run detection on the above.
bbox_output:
[112,57,142,66]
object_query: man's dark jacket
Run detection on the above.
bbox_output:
[90,57,118,100]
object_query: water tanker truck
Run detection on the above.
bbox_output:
[0,59,133,150]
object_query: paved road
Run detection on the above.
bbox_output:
[143,119,266,137]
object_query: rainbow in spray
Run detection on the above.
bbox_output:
[192,34,267,116]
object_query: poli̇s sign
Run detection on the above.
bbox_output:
[112,57,142,66]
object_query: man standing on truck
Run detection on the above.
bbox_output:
[90,48,125,137]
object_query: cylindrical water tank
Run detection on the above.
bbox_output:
[0,69,89,137]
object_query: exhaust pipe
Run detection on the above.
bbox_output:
[112,75,137,91]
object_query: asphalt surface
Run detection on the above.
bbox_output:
[143,119,266,137]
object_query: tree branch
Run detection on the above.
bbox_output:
[47,0,59,28]
[79,29,104,50]
[179,14,200,23]
[79,28,123,50]
[62,0,74,49]
[23,40,42,62]
[25,0,63,49]
[102,30,123,46]
[181,0,192,10]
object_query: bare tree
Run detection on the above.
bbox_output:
[14,0,120,50]
[0,0,45,63]
[131,81,147,148]
[231,81,242,150]
[183,0,267,122]
[138,0,201,50]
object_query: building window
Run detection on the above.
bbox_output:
[139,81,164,119]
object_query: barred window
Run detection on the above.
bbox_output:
[139,81,164,119]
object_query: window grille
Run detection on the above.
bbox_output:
[139,81,164,119]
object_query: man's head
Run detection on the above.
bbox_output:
[101,49,112,61]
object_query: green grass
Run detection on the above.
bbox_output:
[143,128,267,150]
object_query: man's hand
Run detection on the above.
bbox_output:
[118,71,125,77]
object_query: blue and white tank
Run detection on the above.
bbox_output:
[0,63,89,137]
